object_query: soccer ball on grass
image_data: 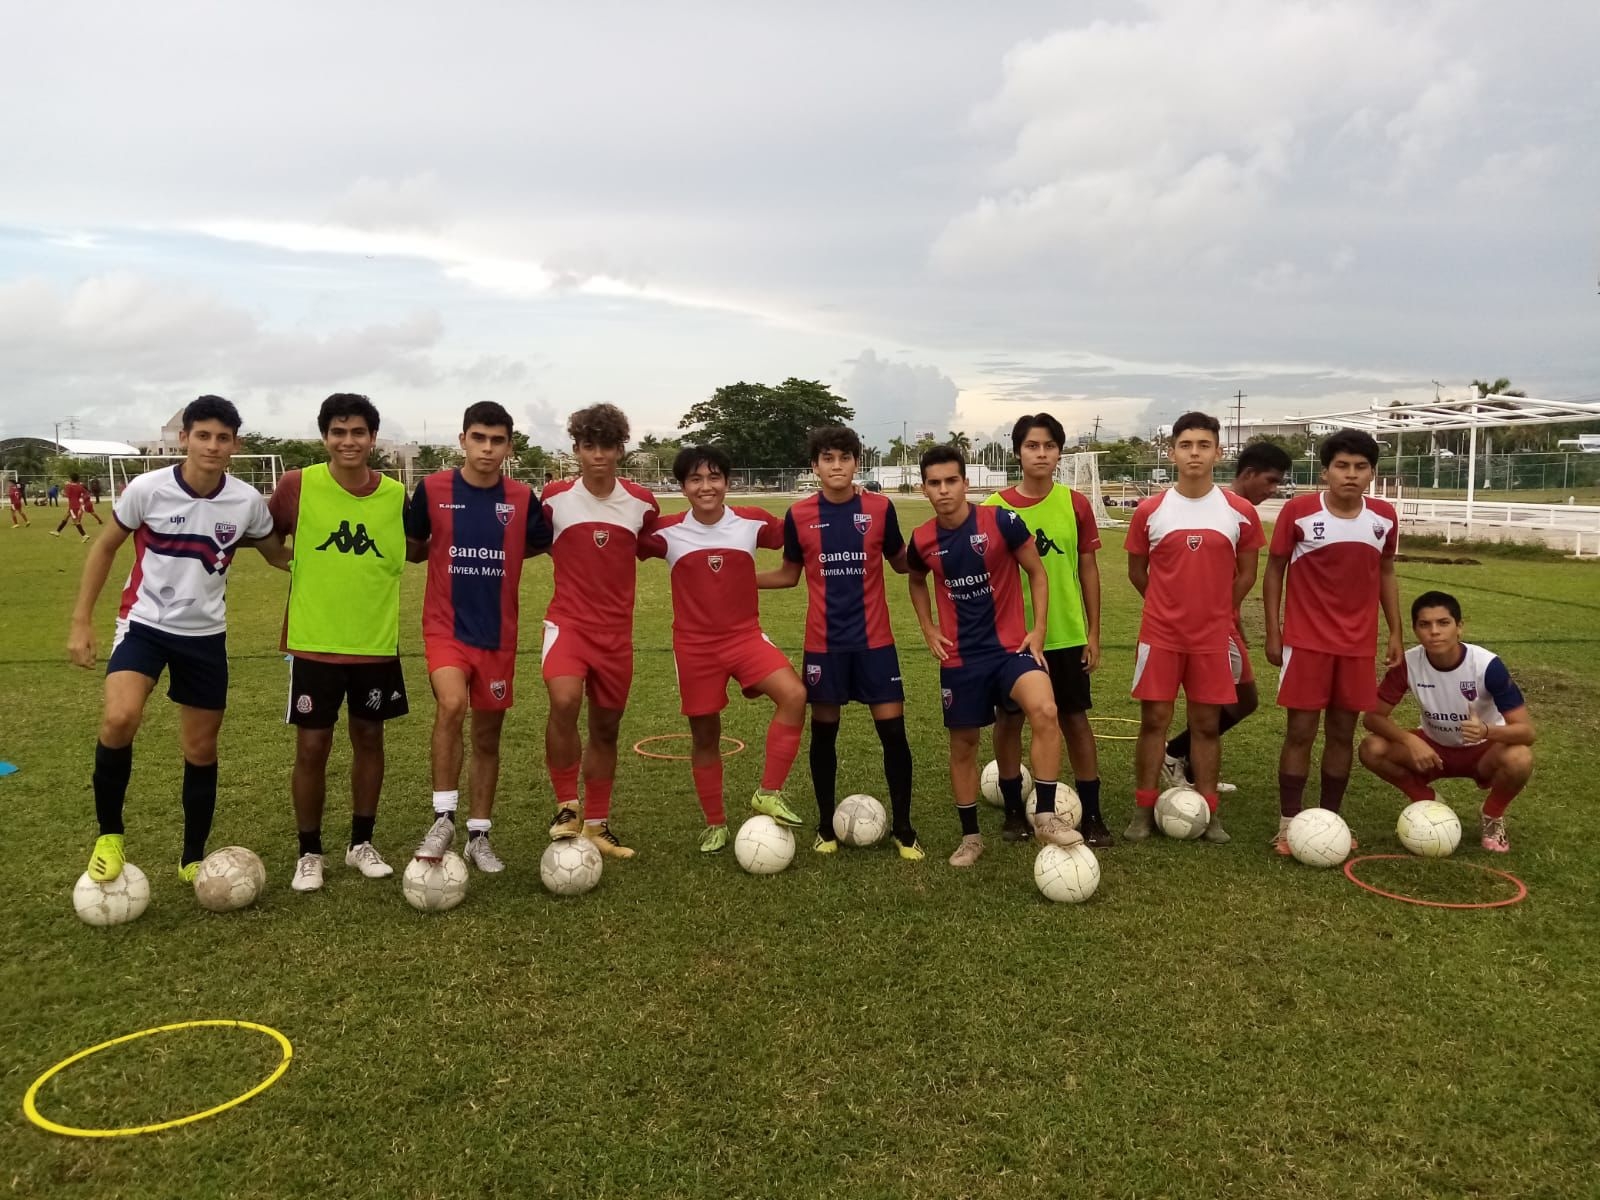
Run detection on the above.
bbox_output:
[73,863,151,927]
[193,846,267,911]
[734,815,795,874]
[541,837,603,896]
[832,793,887,847]
[1155,787,1210,840]
[1034,843,1101,903]
[402,852,469,912]
[1285,809,1352,868]
[1397,800,1461,858]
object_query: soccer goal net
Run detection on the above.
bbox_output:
[108,454,284,498]
[1057,451,1120,526]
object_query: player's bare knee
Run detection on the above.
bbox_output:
[587,709,622,747]
[434,691,469,727]
[99,710,142,746]
[348,718,384,754]
[1500,745,1534,783]
[294,727,334,765]
[1356,734,1386,767]
[470,719,504,757]
[949,728,980,762]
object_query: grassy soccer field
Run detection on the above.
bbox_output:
[2,498,1598,1200]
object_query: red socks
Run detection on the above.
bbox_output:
[692,762,725,826]
[760,720,803,792]
[1399,777,1437,804]
[1135,788,1159,809]
[1483,788,1515,819]
[548,762,580,807]
[584,776,613,823]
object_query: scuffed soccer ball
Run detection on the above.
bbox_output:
[1025,785,1083,830]
[73,863,151,927]
[832,793,887,847]
[734,815,796,875]
[193,846,267,912]
[402,851,469,912]
[1397,800,1461,858]
[540,837,603,896]
[1286,809,1352,868]
[1155,787,1210,840]
[1034,842,1101,903]
[979,760,1035,807]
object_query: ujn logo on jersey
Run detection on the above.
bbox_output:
[853,512,873,533]
[593,529,610,548]
[213,521,237,543]
[969,532,989,554]
[805,664,822,686]
[707,554,724,573]
[1459,681,1478,701]
[495,502,515,527]
[1186,534,1203,551]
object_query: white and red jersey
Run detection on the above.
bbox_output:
[1377,642,1525,747]
[7,484,21,510]
[640,505,784,642]
[542,477,660,634]
[1125,486,1265,653]
[1270,492,1397,655]
[112,465,273,637]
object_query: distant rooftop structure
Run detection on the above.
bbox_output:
[0,435,141,456]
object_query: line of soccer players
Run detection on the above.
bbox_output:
[72,395,1536,891]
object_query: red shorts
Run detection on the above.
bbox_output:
[1414,731,1493,788]
[1131,642,1236,706]
[8,498,20,512]
[541,620,634,712]
[68,505,85,521]
[1277,647,1376,712]
[1229,630,1254,686]
[426,639,517,711]
[674,631,792,718]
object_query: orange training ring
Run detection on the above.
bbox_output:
[632,734,746,761]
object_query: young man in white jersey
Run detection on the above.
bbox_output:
[69,395,285,886]
[1359,591,1534,852]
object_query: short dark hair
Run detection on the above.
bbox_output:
[1171,411,1221,440]
[567,403,628,450]
[1011,412,1066,456]
[673,444,731,484]
[919,444,966,480]
[807,426,862,463]
[317,393,380,437]
[184,394,242,432]
[1235,442,1293,477]
[462,401,514,436]
[1411,590,1462,624]
[1319,428,1381,468]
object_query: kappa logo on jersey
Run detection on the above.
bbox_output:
[593,529,610,548]
[365,688,384,711]
[1459,681,1478,701]
[853,512,872,533]
[296,694,313,714]
[707,554,724,573]
[315,520,385,557]
[489,679,507,701]
[214,521,237,543]
[1311,521,1325,539]
[969,532,989,554]
[1035,528,1064,557]
[495,502,515,527]
[941,687,954,709]
[1186,534,1203,551]
[805,664,822,686]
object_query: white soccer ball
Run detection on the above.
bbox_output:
[1026,785,1083,830]
[1397,800,1461,858]
[193,846,267,912]
[1034,843,1101,903]
[540,837,603,896]
[979,760,1034,807]
[832,793,887,847]
[734,815,796,875]
[1286,809,1352,868]
[73,863,151,927]
[402,851,469,912]
[1155,787,1210,840]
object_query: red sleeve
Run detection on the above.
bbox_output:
[1269,495,1300,557]
[268,470,301,539]
[1124,502,1151,556]
[1239,505,1265,553]
[1071,490,1101,553]
[1377,660,1410,707]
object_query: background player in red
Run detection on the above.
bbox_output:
[8,479,29,528]
[757,425,919,858]
[52,473,93,542]
[540,404,659,859]
[1264,429,1402,853]
[1125,412,1264,842]
[408,402,549,872]
[906,445,1082,867]
[640,445,807,853]
[1359,591,1534,852]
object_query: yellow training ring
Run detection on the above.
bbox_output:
[1088,716,1141,741]
[23,1019,292,1138]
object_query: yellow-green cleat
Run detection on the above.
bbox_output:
[177,860,202,884]
[699,824,729,854]
[813,833,838,854]
[87,834,125,882]
[892,835,925,861]
[750,789,802,827]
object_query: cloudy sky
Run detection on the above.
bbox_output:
[1,0,1595,452]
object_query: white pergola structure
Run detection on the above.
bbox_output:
[1300,393,1600,532]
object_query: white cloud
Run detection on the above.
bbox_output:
[329,171,449,232]
[835,350,960,447]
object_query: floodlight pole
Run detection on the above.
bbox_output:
[1465,403,1479,535]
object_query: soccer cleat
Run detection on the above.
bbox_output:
[1001,812,1032,843]
[49,529,60,538]
[414,815,456,861]
[548,803,582,840]
[1481,814,1510,853]
[812,833,839,854]
[699,823,729,854]
[948,834,985,867]
[583,822,636,860]
[1216,781,1238,794]
[1202,810,1231,844]
[87,834,126,882]
[1347,831,1360,851]
[1033,811,1085,848]
[1079,812,1115,848]
[750,789,803,827]
[177,860,201,884]
[291,853,325,892]
[1123,807,1157,842]
[81,534,91,543]
[1160,754,1188,789]
[892,834,925,861]
[463,835,506,873]
[1271,817,1293,856]
[345,841,394,878]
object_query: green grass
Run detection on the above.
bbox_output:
[3,499,1599,1199]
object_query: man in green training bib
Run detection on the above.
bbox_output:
[982,412,1110,845]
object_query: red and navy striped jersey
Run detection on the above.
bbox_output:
[406,470,550,651]
[783,491,903,653]
[906,505,1031,667]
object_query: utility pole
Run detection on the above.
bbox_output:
[1232,390,1246,452]
[1091,415,1101,445]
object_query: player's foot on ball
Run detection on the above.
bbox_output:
[463,834,506,873]
[812,832,838,854]
[291,853,325,892]
[1271,817,1293,856]
[1160,754,1188,789]
[1123,807,1156,842]
[750,789,802,827]
[415,815,455,861]
[1202,811,1231,844]
[892,834,925,861]
[87,834,125,882]
[1033,811,1085,848]
[1079,813,1115,848]
[948,834,985,867]
[699,823,729,854]
[345,841,393,878]
[548,803,582,840]
[1480,814,1510,853]
[583,822,636,859]
[1001,812,1032,843]
[177,860,201,884]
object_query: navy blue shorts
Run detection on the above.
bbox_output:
[107,621,229,711]
[802,646,905,706]
[939,651,1045,729]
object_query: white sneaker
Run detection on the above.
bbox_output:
[414,814,455,861]
[463,834,506,873]
[345,841,394,878]
[291,853,324,892]
[1216,780,1238,794]
[1160,754,1188,789]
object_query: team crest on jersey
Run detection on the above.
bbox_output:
[489,679,507,701]
[1459,681,1478,701]
[708,554,724,573]
[593,529,610,548]
[853,512,873,533]
[296,695,313,714]
[1373,521,1386,539]
[495,502,515,527]
[941,687,953,709]
[1186,534,1203,551]
[969,532,989,554]
[1311,521,1325,539]
[213,521,237,543]
[806,664,822,686]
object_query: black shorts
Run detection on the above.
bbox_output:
[286,656,409,728]
[1043,646,1094,714]
[107,621,229,711]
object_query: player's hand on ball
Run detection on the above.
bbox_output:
[921,623,952,662]
[67,622,96,669]
[1404,734,1443,772]
[1460,716,1488,745]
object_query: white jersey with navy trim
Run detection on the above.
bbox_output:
[1377,642,1525,748]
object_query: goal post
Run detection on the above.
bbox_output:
[1057,451,1121,526]
[108,454,284,498]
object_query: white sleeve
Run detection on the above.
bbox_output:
[112,474,148,531]
[244,491,274,539]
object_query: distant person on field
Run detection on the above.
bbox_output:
[1359,591,1533,852]
[8,480,29,527]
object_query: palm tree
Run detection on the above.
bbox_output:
[945,430,973,456]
